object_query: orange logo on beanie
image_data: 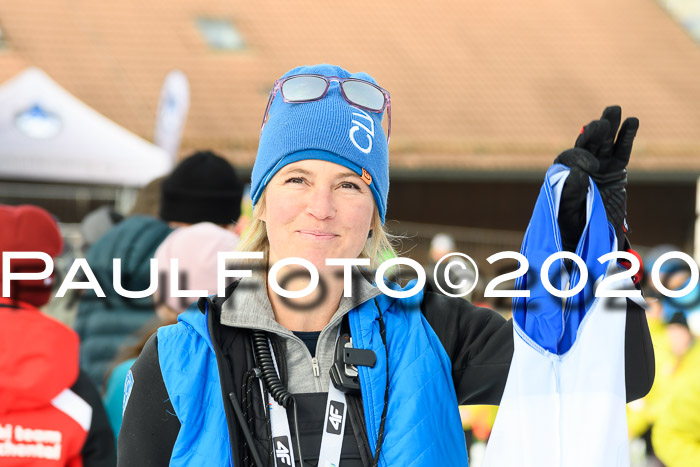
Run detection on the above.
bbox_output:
[361,168,372,185]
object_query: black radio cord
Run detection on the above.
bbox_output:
[229,391,265,467]
[253,330,305,467]
[371,298,390,467]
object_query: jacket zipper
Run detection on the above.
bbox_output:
[311,357,320,377]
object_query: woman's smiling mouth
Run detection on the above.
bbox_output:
[296,229,339,240]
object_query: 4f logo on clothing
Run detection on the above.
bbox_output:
[325,401,345,435]
[273,436,292,466]
[349,108,374,154]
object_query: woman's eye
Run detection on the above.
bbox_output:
[340,181,360,190]
[285,177,305,184]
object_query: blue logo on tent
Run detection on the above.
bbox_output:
[14,103,62,139]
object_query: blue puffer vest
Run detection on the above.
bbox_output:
[157,284,469,466]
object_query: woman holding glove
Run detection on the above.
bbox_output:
[118,64,653,467]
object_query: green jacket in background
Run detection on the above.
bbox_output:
[74,215,172,386]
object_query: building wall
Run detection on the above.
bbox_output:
[386,179,696,252]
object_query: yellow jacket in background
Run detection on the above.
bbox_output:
[627,316,675,438]
[652,343,700,466]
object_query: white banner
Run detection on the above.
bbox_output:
[154,70,190,161]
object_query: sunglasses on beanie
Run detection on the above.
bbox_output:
[260,74,392,143]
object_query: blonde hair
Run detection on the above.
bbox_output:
[236,190,398,270]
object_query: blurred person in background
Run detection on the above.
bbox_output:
[102,222,240,443]
[642,244,700,327]
[0,205,115,466]
[73,216,173,387]
[159,150,246,235]
[629,245,698,465]
[628,294,694,465]
[119,65,654,466]
[661,278,700,338]
[43,206,125,329]
[652,316,700,467]
[666,312,694,360]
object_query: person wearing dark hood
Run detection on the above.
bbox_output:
[73,216,173,387]
[0,204,115,466]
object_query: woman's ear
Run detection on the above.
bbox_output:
[255,199,267,223]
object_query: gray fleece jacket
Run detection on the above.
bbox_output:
[219,268,381,393]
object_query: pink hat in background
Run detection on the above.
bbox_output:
[154,222,239,315]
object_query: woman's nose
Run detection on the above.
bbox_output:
[305,186,336,220]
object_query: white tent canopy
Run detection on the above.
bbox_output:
[0,67,172,187]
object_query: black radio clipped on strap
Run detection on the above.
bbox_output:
[330,315,376,395]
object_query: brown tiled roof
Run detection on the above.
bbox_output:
[1,0,699,177]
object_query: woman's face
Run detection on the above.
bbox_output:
[260,159,375,271]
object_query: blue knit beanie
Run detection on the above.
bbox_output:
[251,64,389,223]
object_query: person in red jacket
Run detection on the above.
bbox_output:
[0,204,115,467]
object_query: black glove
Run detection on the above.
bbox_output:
[555,106,639,251]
